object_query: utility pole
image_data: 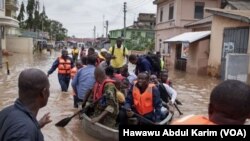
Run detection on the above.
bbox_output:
[93,26,96,45]
[105,20,108,38]
[123,2,127,46]
[102,15,105,37]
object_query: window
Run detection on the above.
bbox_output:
[0,0,3,10]
[160,8,163,22]
[194,2,204,19]
[169,3,174,20]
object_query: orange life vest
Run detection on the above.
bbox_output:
[132,83,155,115]
[171,115,216,125]
[93,79,115,102]
[58,57,71,74]
[70,67,77,79]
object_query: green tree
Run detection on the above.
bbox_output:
[33,0,40,31]
[17,1,25,28]
[26,0,35,30]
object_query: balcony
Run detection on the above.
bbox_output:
[5,0,19,11]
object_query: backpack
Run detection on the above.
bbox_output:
[145,54,161,74]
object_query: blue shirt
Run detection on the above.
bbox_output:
[124,84,162,122]
[136,56,153,75]
[71,65,96,100]
[0,99,44,141]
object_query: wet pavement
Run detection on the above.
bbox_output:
[0,49,221,141]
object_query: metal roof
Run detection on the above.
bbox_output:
[205,8,250,23]
[164,31,211,43]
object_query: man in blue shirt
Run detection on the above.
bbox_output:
[71,55,96,108]
[0,68,51,141]
[128,54,154,75]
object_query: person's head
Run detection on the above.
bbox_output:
[105,53,112,63]
[18,68,50,108]
[105,66,114,78]
[86,55,97,66]
[120,64,129,77]
[61,49,68,59]
[94,66,106,83]
[137,72,150,88]
[208,80,250,125]
[116,37,123,48]
[88,47,95,56]
[75,60,83,69]
[100,48,108,57]
[160,70,168,82]
[81,56,87,65]
[73,46,77,49]
[81,46,85,50]
[150,74,158,84]
[128,54,138,65]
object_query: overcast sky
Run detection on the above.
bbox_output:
[21,0,156,38]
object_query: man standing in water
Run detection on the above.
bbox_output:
[109,37,128,73]
[47,49,74,92]
[0,68,52,141]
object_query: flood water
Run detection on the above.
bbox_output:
[0,49,220,141]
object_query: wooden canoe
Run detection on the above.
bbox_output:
[82,112,173,141]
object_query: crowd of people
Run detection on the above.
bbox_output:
[1,37,250,140]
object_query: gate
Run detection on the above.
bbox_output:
[221,27,249,80]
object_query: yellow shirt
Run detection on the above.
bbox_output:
[72,48,79,55]
[109,45,128,68]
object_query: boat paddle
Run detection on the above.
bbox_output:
[121,106,156,125]
[55,90,94,127]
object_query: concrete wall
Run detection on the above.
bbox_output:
[208,15,249,77]
[186,38,210,75]
[155,0,218,53]
[6,37,33,54]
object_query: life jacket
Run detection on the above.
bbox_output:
[58,57,71,74]
[93,79,115,102]
[171,115,216,125]
[132,83,155,115]
[70,67,77,79]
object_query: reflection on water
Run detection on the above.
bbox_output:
[0,49,220,140]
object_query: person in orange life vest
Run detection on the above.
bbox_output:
[90,66,121,128]
[119,72,162,125]
[47,49,74,92]
[71,46,79,63]
[172,80,250,125]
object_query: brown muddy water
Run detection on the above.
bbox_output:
[0,49,221,141]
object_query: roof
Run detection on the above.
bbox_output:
[185,16,213,28]
[163,31,211,43]
[205,8,250,23]
[227,0,250,10]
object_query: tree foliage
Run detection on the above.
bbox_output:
[17,0,68,40]
[17,2,25,28]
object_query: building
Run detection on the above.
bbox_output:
[0,0,19,50]
[223,0,250,10]
[153,0,220,54]
[205,8,250,79]
[109,13,155,51]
